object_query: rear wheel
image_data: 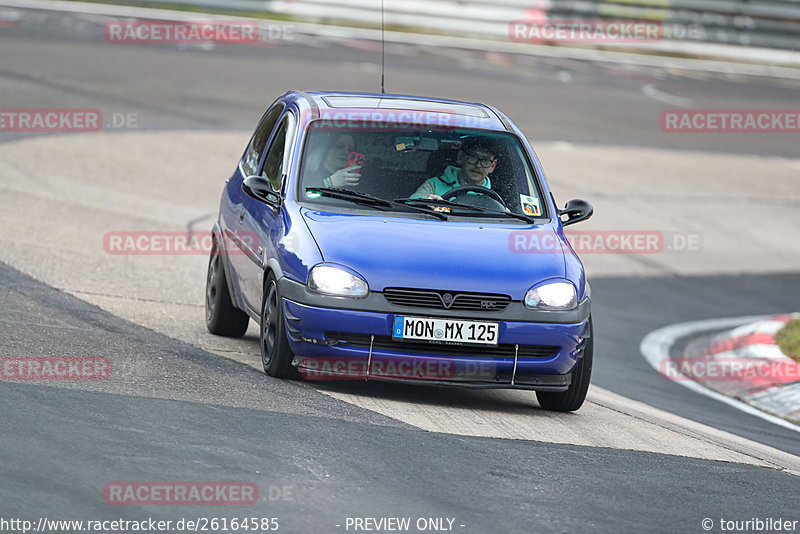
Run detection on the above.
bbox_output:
[260,273,296,378]
[536,318,593,412]
[205,237,249,337]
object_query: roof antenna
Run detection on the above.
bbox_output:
[380,0,386,93]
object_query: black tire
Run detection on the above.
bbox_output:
[536,318,593,412]
[260,273,296,378]
[205,236,249,337]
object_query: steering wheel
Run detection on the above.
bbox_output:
[444,185,508,210]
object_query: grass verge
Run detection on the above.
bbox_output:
[776,318,800,363]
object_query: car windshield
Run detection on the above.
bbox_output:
[297,119,546,221]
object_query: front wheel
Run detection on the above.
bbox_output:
[536,318,593,412]
[260,273,296,378]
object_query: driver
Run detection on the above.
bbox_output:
[410,137,498,200]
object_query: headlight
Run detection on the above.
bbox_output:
[308,265,369,298]
[524,282,577,310]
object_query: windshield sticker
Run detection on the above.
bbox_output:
[306,189,322,199]
[520,194,541,216]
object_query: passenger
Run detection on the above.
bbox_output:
[411,137,498,200]
[307,133,362,188]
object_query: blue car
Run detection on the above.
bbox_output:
[205,91,594,411]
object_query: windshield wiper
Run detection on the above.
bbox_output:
[394,197,537,224]
[306,188,448,220]
[310,187,392,206]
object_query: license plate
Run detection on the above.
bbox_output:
[392,316,499,345]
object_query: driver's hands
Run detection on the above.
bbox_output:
[426,194,443,200]
[328,165,361,187]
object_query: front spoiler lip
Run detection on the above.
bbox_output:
[278,276,590,324]
[292,365,571,392]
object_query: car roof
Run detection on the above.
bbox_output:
[291,91,512,131]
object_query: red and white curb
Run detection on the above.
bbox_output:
[682,314,800,421]
[641,314,800,432]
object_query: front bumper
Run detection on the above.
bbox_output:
[279,277,591,391]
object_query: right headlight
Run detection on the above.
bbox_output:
[524,281,577,310]
[308,264,369,298]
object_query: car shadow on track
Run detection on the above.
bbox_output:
[298,378,569,416]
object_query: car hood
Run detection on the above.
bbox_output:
[301,209,567,299]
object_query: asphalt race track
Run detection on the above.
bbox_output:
[1,4,800,533]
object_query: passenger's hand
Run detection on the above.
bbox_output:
[328,165,361,187]
[426,194,443,200]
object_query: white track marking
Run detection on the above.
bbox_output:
[641,83,693,107]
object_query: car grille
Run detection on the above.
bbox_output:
[326,332,558,359]
[382,287,511,312]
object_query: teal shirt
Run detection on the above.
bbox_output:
[410,165,491,199]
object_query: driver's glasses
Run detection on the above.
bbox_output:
[463,151,495,168]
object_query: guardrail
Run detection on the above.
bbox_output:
[89,0,800,51]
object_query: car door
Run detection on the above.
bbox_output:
[225,103,284,314]
[232,110,297,315]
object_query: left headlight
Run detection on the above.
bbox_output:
[308,265,369,298]
[524,281,577,310]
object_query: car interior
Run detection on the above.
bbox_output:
[301,128,538,215]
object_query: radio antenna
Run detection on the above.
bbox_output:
[380,0,386,93]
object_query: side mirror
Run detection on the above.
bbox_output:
[242,175,281,208]
[559,199,593,227]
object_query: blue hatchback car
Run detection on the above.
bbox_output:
[205,91,594,411]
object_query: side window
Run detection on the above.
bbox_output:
[242,103,284,176]
[262,112,295,193]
